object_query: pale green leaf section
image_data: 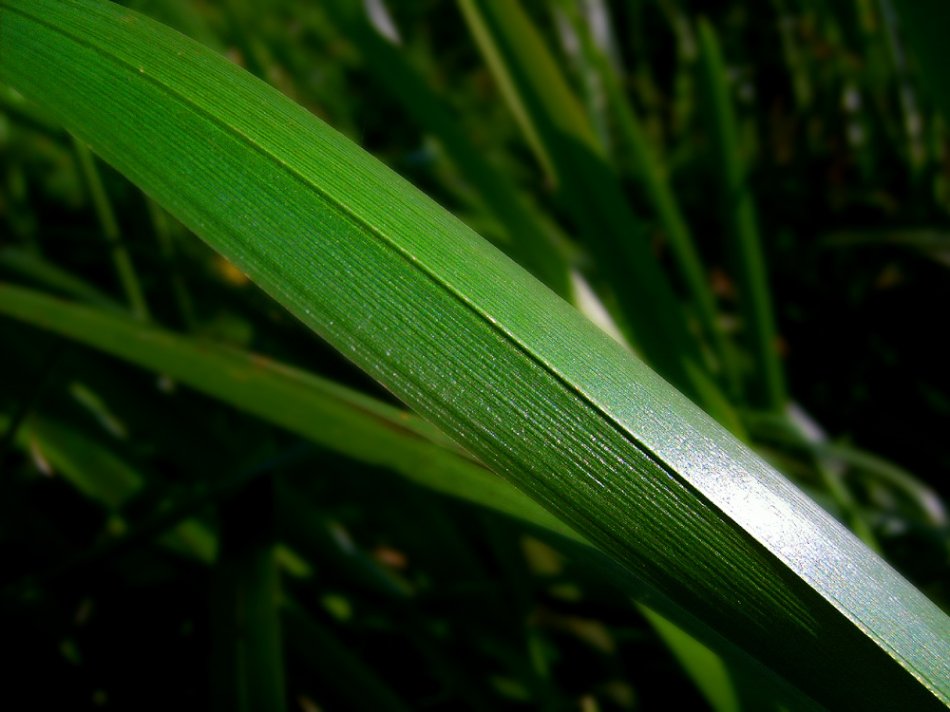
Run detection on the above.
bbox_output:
[1,2,948,708]
[0,283,557,534]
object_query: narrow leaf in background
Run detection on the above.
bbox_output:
[696,19,786,412]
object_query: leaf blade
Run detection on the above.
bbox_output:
[2,2,947,708]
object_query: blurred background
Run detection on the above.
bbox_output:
[1,0,948,709]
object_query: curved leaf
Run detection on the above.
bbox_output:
[1,1,947,708]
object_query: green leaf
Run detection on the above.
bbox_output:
[0,282,569,539]
[1,1,948,708]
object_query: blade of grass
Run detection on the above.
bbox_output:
[72,136,151,321]
[0,283,549,529]
[773,0,815,112]
[457,0,600,181]
[822,443,949,528]
[785,405,881,551]
[146,199,199,330]
[25,416,141,510]
[697,18,787,412]
[550,0,613,153]
[639,608,739,712]
[875,0,927,178]
[1,2,948,707]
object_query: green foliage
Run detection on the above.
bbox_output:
[1,1,948,709]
